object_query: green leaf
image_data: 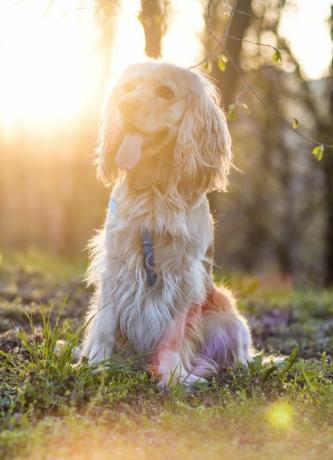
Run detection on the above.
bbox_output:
[278,346,299,377]
[227,102,250,121]
[272,48,282,64]
[312,144,324,161]
[291,118,299,129]
[227,103,237,121]
[262,363,277,383]
[217,54,228,72]
[202,59,212,74]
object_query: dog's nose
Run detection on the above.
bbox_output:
[118,96,140,116]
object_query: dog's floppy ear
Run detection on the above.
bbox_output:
[95,90,123,186]
[174,75,232,192]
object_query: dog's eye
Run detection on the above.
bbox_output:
[156,85,174,100]
[123,82,135,93]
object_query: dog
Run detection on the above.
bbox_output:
[81,62,252,386]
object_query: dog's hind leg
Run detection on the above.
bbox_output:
[193,286,252,377]
[81,281,117,364]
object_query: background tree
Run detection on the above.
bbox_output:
[322,4,333,284]
[202,0,254,265]
[139,0,169,58]
[197,0,333,286]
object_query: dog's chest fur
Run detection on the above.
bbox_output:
[89,181,213,353]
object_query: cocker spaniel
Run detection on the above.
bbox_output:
[82,62,252,386]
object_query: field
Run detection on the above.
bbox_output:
[0,250,332,460]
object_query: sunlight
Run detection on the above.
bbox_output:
[0,0,203,130]
[108,0,147,87]
[162,0,204,67]
[279,0,332,80]
[0,0,99,129]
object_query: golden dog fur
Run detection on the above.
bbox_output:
[82,62,252,386]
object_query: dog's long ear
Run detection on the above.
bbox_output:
[95,90,123,186]
[174,75,232,192]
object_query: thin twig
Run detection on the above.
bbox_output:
[226,33,280,53]
[189,0,235,69]
[42,0,55,18]
[188,39,224,69]
[223,3,260,20]
[224,48,333,149]
[191,0,333,151]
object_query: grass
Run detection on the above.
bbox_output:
[0,247,86,281]
[0,251,332,460]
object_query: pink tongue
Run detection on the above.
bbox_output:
[115,133,143,170]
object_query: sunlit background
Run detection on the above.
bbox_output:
[0,0,332,285]
[0,0,331,130]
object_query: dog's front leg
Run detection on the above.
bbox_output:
[81,280,117,364]
[149,312,186,387]
[149,309,206,387]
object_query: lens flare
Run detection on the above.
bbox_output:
[267,401,294,429]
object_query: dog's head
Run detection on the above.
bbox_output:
[97,62,232,192]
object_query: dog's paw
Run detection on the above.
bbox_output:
[157,373,208,390]
[182,374,208,387]
[55,340,81,363]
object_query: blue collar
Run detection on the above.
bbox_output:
[142,229,157,287]
[108,196,157,287]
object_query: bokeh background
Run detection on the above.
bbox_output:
[0,0,332,287]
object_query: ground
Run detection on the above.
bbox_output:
[0,249,332,460]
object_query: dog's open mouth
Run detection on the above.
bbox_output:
[115,128,168,171]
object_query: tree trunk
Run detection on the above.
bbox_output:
[323,153,333,285]
[205,0,253,266]
[323,76,333,285]
[139,0,168,58]
[322,5,333,286]
[214,0,253,107]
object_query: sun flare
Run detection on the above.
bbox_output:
[0,0,203,131]
[267,401,294,430]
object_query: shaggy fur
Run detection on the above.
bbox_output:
[82,62,252,386]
